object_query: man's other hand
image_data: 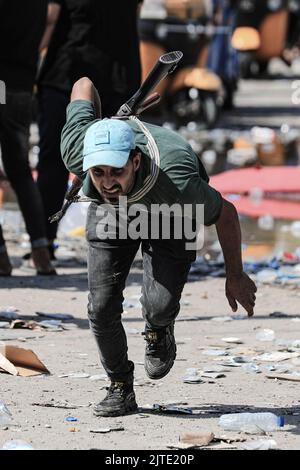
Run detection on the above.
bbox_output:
[225,272,257,317]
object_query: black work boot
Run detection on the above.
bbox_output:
[143,323,176,380]
[93,381,138,417]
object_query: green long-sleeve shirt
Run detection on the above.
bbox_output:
[61,100,223,226]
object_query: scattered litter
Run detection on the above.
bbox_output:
[35,312,74,320]
[10,320,40,330]
[89,374,108,381]
[200,372,226,379]
[202,349,228,357]
[2,440,34,450]
[219,412,284,433]
[65,416,78,422]
[214,434,246,443]
[256,269,278,284]
[38,320,64,331]
[242,363,261,374]
[220,356,253,367]
[266,372,300,382]
[90,427,124,434]
[202,365,229,373]
[167,442,198,450]
[0,344,49,376]
[68,427,79,433]
[140,404,193,415]
[183,368,204,384]
[254,351,300,362]
[32,400,89,409]
[255,329,275,342]
[59,373,90,379]
[180,432,214,447]
[0,307,19,320]
[239,439,277,450]
[211,316,233,322]
[222,337,243,344]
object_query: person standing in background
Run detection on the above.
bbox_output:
[0,0,55,276]
[37,0,142,260]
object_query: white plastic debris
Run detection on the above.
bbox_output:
[255,329,275,342]
[239,439,277,450]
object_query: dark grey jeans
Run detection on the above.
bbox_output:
[86,202,196,382]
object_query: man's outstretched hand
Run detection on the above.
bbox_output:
[226,272,257,317]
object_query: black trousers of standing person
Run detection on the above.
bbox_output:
[37,86,70,243]
[0,225,5,250]
[86,202,197,383]
[0,90,48,250]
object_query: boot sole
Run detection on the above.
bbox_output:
[93,403,138,417]
[145,347,177,380]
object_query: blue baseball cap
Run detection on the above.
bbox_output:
[83,118,136,171]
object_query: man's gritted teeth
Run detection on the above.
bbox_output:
[102,186,122,198]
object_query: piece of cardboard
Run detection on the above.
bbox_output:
[0,345,50,377]
[180,432,215,446]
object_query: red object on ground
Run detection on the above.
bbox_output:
[210,167,300,194]
[210,167,300,220]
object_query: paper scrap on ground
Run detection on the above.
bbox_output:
[89,427,124,434]
[222,337,243,344]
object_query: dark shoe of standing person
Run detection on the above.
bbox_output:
[0,250,12,276]
[93,381,138,417]
[143,323,177,380]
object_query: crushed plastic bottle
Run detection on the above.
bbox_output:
[2,440,34,450]
[0,402,12,426]
[219,412,284,433]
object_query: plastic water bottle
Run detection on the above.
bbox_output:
[219,412,284,433]
[0,402,12,426]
